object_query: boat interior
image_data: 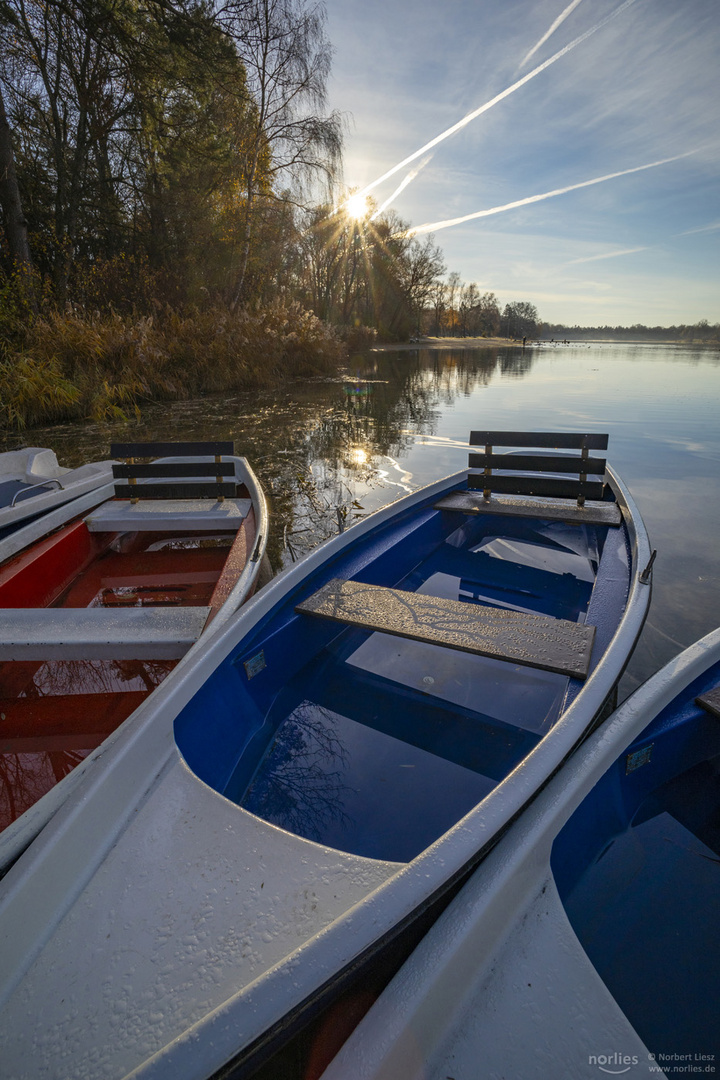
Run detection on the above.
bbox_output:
[177,458,632,864]
[552,663,720,1060]
[0,442,255,832]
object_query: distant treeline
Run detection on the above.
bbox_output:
[541,321,719,343]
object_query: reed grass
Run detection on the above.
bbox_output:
[0,301,346,430]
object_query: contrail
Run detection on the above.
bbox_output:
[400,151,697,238]
[370,156,433,219]
[680,221,720,236]
[345,0,639,207]
[520,0,585,69]
[568,246,648,264]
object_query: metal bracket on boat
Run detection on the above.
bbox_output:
[640,549,657,584]
[10,478,64,506]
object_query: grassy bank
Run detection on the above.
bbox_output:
[0,302,355,431]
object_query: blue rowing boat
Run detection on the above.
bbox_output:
[322,628,720,1080]
[0,432,652,1080]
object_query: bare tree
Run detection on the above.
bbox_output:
[219,0,342,307]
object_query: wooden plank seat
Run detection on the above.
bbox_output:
[696,685,720,720]
[93,440,250,531]
[0,607,210,661]
[296,578,596,679]
[435,431,621,527]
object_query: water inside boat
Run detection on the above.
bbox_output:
[178,506,629,863]
[0,524,237,831]
[552,666,720,1060]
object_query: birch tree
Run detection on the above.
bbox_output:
[219,0,342,307]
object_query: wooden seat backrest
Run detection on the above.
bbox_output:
[467,431,609,507]
[110,441,237,501]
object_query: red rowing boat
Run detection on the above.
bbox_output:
[0,440,267,838]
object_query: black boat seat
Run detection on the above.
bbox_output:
[296,578,595,679]
[0,606,210,660]
[89,440,250,531]
[435,431,622,527]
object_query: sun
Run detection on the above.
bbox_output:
[345,192,370,220]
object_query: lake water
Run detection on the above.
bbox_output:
[8,339,719,697]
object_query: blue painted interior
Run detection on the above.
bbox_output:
[175,481,630,861]
[552,661,720,1060]
[0,479,32,507]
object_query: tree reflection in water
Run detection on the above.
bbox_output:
[16,345,536,573]
[242,703,351,842]
[0,657,175,830]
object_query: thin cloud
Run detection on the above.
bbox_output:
[401,151,698,237]
[568,246,648,264]
[520,0,585,69]
[342,0,639,208]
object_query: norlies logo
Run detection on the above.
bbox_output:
[589,1053,640,1074]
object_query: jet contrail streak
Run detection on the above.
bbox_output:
[680,221,720,236]
[520,0,585,69]
[401,151,698,237]
[370,157,433,219]
[349,0,639,205]
[568,246,647,264]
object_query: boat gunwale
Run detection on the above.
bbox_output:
[0,463,650,1080]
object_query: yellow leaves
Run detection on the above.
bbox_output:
[0,353,81,430]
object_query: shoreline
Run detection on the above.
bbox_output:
[371,335,717,351]
[372,336,514,352]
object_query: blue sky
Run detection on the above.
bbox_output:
[324,0,720,326]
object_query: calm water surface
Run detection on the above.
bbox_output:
[7,340,719,697]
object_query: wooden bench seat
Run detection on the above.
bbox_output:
[109,440,240,502]
[696,685,720,720]
[437,431,622,527]
[296,578,595,679]
[434,490,622,527]
[0,607,210,660]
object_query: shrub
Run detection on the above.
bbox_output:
[0,301,347,430]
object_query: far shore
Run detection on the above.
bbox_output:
[372,336,515,351]
[371,335,716,351]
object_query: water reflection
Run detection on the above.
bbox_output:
[241,702,351,842]
[5,341,719,692]
[0,657,175,829]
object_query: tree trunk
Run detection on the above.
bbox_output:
[0,87,35,281]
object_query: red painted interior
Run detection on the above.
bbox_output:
[0,511,252,832]
[0,520,115,608]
